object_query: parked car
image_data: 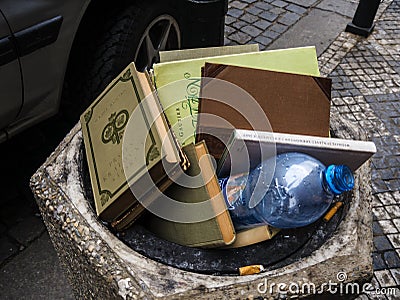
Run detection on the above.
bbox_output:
[0,0,228,143]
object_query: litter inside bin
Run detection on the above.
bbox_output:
[80,145,352,275]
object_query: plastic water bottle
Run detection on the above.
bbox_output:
[219,152,354,230]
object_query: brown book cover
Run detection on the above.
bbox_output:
[196,63,331,159]
[80,63,188,231]
[146,141,236,248]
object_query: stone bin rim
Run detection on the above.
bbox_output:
[31,113,373,299]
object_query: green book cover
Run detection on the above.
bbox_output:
[153,46,320,146]
[146,142,235,248]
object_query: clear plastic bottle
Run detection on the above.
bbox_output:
[219,152,355,230]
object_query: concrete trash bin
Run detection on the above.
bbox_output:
[30,113,373,299]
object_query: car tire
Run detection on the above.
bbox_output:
[62,0,181,121]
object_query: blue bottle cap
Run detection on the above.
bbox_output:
[325,165,355,195]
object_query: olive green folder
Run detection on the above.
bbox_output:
[146,141,236,248]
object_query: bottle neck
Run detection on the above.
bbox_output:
[323,165,355,195]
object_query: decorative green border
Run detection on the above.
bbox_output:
[83,68,159,205]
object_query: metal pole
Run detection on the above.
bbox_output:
[345,0,381,37]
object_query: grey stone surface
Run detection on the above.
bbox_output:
[316,0,358,18]
[0,237,19,264]
[268,8,351,56]
[7,216,45,246]
[0,233,74,300]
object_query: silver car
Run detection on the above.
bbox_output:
[0,0,228,143]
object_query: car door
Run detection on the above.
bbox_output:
[0,9,23,131]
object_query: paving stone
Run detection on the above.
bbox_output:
[278,12,301,26]
[225,15,236,25]
[262,30,280,40]
[374,270,397,287]
[383,251,400,268]
[269,23,287,34]
[225,25,235,35]
[272,0,288,8]
[228,31,252,44]
[240,13,258,24]
[224,37,234,46]
[373,252,388,270]
[227,8,244,18]
[259,11,279,22]
[229,0,248,10]
[393,219,400,232]
[385,205,400,218]
[373,221,384,236]
[7,216,45,246]
[374,236,395,252]
[254,36,272,47]
[0,237,19,264]
[241,25,262,37]
[254,2,273,11]
[231,20,248,30]
[390,268,400,285]
[269,7,285,15]
[387,234,400,249]
[385,180,400,191]
[378,220,398,234]
[373,180,390,194]
[286,3,307,14]
[241,0,257,3]
[245,6,262,15]
[254,19,272,30]
[373,207,391,220]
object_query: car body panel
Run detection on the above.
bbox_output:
[0,9,22,131]
[0,0,90,140]
[0,0,227,143]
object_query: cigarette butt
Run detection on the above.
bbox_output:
[239,265,265,276]
[323,202,343,222]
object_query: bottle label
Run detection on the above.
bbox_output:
[219,173,248,209]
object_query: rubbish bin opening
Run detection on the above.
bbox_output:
[80,145,352,276]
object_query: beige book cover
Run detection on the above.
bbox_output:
[80,63,188,230]
[159,44,259,62]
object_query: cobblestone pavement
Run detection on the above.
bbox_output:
[227,0,400,298]
[1,0,399,299]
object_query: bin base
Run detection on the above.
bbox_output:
[345,22,375,38]
[31,113,373,299]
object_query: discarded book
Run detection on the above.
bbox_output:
[146,141,235,248]
[80,63,189,231]
[196,62,332,159]
[153,46,321,146]
[217,129,377,178]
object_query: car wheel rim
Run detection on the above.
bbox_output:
[135,14,181,71]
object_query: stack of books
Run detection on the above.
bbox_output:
[80,44,376,248]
